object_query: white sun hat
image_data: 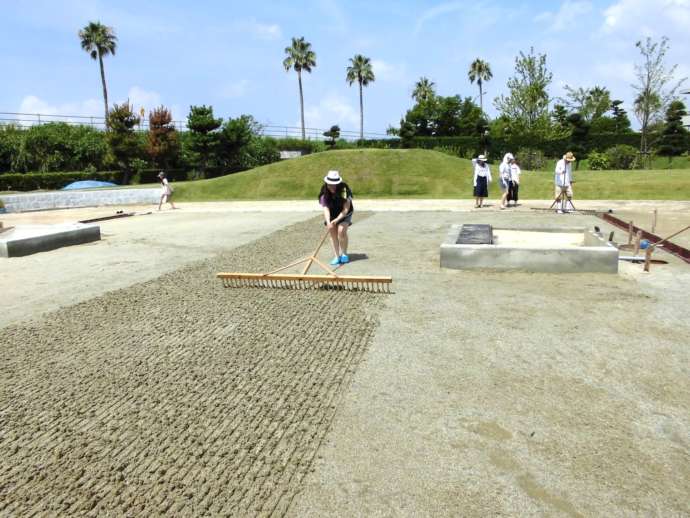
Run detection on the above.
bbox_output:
[477,155,487,161]
[324,170,342,185]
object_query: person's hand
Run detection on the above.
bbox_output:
[326,220,335,229]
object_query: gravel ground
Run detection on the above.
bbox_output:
[1,204,689,516]
[0,216,384,516]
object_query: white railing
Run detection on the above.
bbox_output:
[0,112,390,141]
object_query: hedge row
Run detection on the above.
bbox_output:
[0,169,189,191]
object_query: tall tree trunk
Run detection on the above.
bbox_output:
[359,81,364,140]
[478,79,484,114]
[298,70,305,140]
[98,52,109,128]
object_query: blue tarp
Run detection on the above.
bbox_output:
[61,180,118,190]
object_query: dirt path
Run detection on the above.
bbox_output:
[289,211,690,517]
[0,218,384,516]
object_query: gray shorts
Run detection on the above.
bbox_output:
[325,214,353,226]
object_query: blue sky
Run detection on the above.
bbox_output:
[1,0,689,134]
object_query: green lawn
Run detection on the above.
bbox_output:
[172,149,690,201]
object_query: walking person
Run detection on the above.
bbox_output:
[554,151,576,213]
[508,156,521,207]
[319,170,354,265]
[472,155,492,208]
[498,153,513,209]
[157,171,176,211]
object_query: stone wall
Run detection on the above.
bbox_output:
[0,188,160,213]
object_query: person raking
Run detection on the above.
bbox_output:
[319,170,354,265]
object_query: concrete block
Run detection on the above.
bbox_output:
[440,224,619,274]
[0,224,101,257]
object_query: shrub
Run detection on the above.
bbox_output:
[0,171,122,191]
[271,138,325,154]
[515,148,548,170]
[587,151,610,170]
[605,145,639,170]
[148,106,180,169]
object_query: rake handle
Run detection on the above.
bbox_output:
[302,228,331,275]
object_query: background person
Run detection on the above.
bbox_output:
[498,153,513,209]
[508,156,521,207]
[554,151,576,213]
[157,171,176,211]
[319,170,354,265]
[472,154,492,208]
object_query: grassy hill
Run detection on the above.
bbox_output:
[173,149,690,201]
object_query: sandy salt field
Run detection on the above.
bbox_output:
[1,203,689,516]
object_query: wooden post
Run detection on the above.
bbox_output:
[652,209,657,234]
[627,221,634,244]
[633,230,642,256]
[643,247,653,272]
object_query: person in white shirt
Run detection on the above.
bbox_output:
[157,171,176,211]
[498,153,513,209]
[472,155,492,208]
[508,157,521,207]
[554,151,576,213]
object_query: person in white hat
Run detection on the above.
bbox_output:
[319,170,354,265]
[157,171,176,211]
[472,155,492,208]
[498,153,514,209]
[554,151,576,213]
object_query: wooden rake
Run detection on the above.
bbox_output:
[216,229,393,293]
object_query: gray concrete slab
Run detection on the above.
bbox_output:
[440,224,619,273]
[0,223,100,257]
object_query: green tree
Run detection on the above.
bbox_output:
[185,105,222,177]
[346,54,375,140]
[468,59,493,115]
[610,100,632,133]
[147,106,180,169]
[79,22,117,124]
[412,77,436,103]
[494,47,553,131]
[633,37,686,157]
[657,100,688,159]
[551,104,570,133]
[106,102,141,183]
[283,36,316,140]
[219,114,259,172]
[323,125,340,148]
[561,85,611,122]
[398,118,416,148]
[566,113,590,167]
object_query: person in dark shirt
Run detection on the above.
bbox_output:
[319,170,354,265]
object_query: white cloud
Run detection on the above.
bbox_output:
[415,2,464,35]
[602,0,690,35]
[17,95,103,125]
[534,1,593,31]
[220,79,250,99]
[124,86,162,113]
[301,93,359,131]
[371,59,407,83]
[247,21,282,40]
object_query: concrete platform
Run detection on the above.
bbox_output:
[0,223,100,257]
[440,224,619,273]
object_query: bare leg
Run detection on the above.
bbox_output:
[158,195,164,211]
[338,224,349,255]
[501,191,508,208]
[475,197,480,208]
[328,226,340,257]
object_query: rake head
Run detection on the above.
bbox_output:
[217,273,392,293]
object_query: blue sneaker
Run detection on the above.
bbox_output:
[339,254,350,264]
[330,256,341,266]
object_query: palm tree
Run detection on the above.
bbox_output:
[468,59,493,114]
[283,37,317,140]
[412,77,435,103]
[346,54,375,140]
[79,21,117,124]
